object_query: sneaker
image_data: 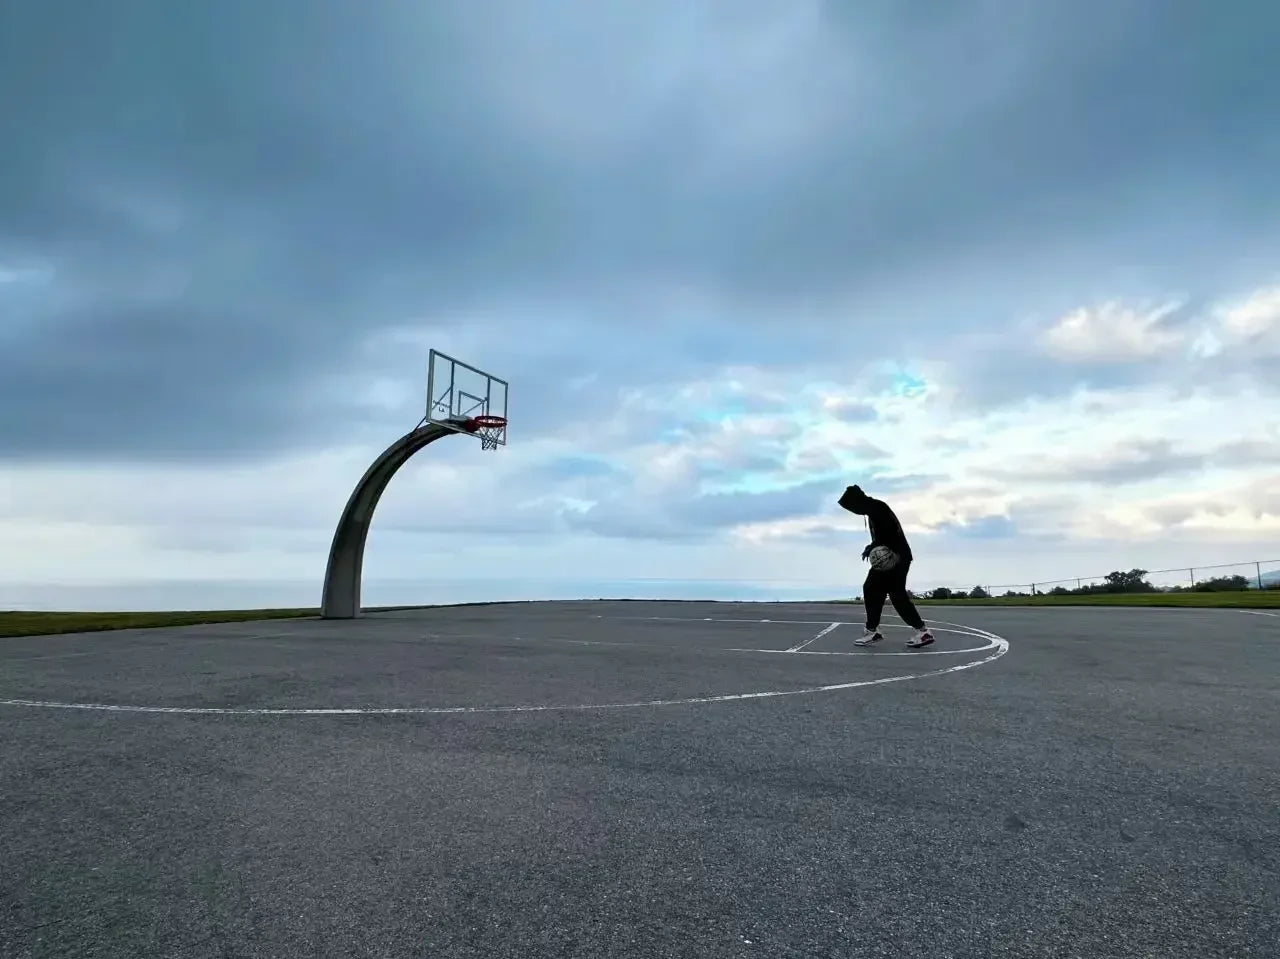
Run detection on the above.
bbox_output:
[855,629,884,646]
[906,628,935,649]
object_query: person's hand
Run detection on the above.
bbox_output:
[862,544,873,560]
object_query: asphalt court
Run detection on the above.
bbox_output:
[2,601,1278,958]
[0,603,1006,714]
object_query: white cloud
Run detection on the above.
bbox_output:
[1041,300,1186,362]
[1074,473,1280,543]
[1184,284,1280,360]
[1214,285,1280,349]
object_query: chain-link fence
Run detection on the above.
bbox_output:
[918,559,1280,600]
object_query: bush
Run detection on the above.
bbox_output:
[1193,575,1250,592]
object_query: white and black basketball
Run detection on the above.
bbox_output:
[867,545,900,571]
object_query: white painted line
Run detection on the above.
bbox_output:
[734,629,997,655]
[605,615,842,626]
[598,613,988,629]
[788,622,840,653]
[728,644,993,657]
[522,627,991,657]
[2,648,136,663]
[534,637,665,650]
[731,623,998,658]
[0,629,1012,716]
[601,607,1280,622]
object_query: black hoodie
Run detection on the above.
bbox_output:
[838,486,913,563]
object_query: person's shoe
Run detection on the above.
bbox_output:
[906,628,935,648]
[855,629,884,646]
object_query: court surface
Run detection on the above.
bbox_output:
[2,600,1277,958]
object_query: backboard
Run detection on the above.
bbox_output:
[424,349,509,448]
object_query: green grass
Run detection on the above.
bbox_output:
[911,591,1280,609]
[0,608,320,638]
[5,590,1277,638]
[0,600,520,638]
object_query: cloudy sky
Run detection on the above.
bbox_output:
[3,1,1279,609]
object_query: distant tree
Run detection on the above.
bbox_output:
[1103,569,1156,593]
[1193,575,1250,592]
[1049,585,1071,595]
[930,587,954,600]
[969,586,990,599]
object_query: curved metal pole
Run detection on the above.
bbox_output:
[321,423,460,619]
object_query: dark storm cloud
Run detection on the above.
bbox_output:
[1,1,544,459]
[3,1,1279,461]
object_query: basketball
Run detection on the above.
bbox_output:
[867,545,900,571]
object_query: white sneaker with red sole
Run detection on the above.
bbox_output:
[906,629,935,648]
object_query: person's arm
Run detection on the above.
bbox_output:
[865,500,891,547]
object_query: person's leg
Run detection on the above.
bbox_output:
[858,569,888,644]
[886,562,926,630]
[863,569,889,629]
[886,561,935,646]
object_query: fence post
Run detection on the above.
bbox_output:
[1258,561,1265,590]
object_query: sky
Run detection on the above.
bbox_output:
[3,1,1280,610]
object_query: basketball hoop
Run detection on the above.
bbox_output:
[465,414,507,450]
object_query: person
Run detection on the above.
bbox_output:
[837,485,934,648]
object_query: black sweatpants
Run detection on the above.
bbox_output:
[864,560,926,631]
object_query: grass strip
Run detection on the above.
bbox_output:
[910,591,1280,609]
[0,608,320,637]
